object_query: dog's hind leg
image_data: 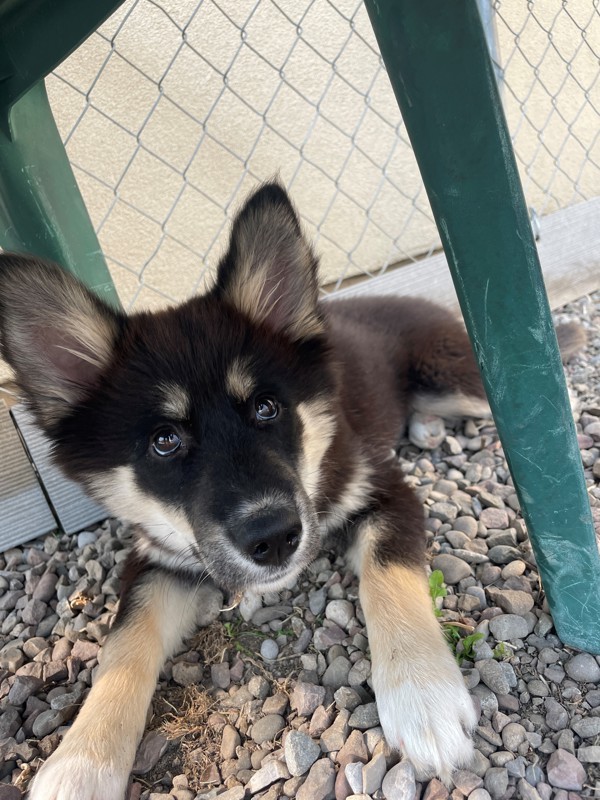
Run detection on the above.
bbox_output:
[348,470,477,784]
[28,562,208,800]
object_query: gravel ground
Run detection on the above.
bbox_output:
[1,291,599,800]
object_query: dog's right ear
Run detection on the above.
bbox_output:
[0,254,121,428]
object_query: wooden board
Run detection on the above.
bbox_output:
[325,197,600,312]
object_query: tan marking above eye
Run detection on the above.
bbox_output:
[226,358,256,403]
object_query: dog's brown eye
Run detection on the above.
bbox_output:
[152,429,182,456]
[255,396,279,422]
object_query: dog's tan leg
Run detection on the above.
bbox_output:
[349,491,477,784]
[28,570,202,800]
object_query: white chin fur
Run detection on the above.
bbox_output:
[28,755,129,800]
[374,676,478,785]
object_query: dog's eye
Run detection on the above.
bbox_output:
[152,429,182,456]
[255,396,279,422]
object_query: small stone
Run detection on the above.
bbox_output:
[469,792,492,800]
[488,614,529,641]
[132,731,169,775]
[0,647,25,672]
[284,730,321,777]
[430,502,459,523]
[382,761,417,800]
[220,725,241,760]
[32,708,70,738]
[0,786,22,800]
[571,717,600,738]
[313,624,346,650]
[8,675,44,705]
[564,653,600,682]
[251,714,286,744]
[334,686,362,711]
[477,659,511,695]
[297,758,336,800]
[348,703,379,730]
[545,698,569,730]
[431,554,472,584]
[21,598,47,625]
[362,752,387,794]
[0,708,21,739]
[260,639,279,660]
[325,600,354,630]
[322,656,351,689]
[263,693,289,716]
[172,662,203,687]
[320,710,350,752]
[516,780,543,800]
[33,572,58,602]
[486,588,534,615]
[292,682,326,716]
[345,761,364,794]
[578,745,600,762]
[422,778,449,799]
[210,661,230,690]
[70,639,100,662]
[546,748,586,791]
[487,546,521,564]
[336,729,369,768]
[501,722,526,751]
[483,767,509,799]
[246,759,290,795]
[480,508,509,529]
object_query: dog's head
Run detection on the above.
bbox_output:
[0,183,337,592]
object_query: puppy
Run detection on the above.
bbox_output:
[0,182,581,799]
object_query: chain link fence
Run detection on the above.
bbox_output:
[38,0,600,312]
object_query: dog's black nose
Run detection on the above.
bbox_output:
[241,508,302,567]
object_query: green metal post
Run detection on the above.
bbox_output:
[0,0,125,306]
[0,82,119,306]
[363,0,600,652]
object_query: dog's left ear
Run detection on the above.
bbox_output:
[215,182,324,341]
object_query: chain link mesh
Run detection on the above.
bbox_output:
[44,0,600,311]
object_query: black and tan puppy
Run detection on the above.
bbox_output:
[0,183,577,799]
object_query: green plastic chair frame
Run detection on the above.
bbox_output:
[365,0,600,652]
[0,0,124,307]
[0,0,597,651]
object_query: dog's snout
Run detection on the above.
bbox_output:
[241,508,302,567]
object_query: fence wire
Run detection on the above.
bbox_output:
[44,0,600,312]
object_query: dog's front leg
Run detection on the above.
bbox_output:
[350,482,477,784]
[29,566,202,800]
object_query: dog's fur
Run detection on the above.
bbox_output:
[0,183,584,800]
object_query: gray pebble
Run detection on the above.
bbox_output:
[483,767,509,798]
[32,708,69,738]
[431,554,472,584]
[477,659,511,695]
[296,757,335,800]
[284,730,321,776]
[382,760,417,800]
[260,639,279,660]
[488,614,529,641]
[0,708,21,739]
[348,703,380,730]
[545,697,569,730]
[251,714,286,744]
[564,652,600,682]
[571,716,600,738]
[546,748,586,790]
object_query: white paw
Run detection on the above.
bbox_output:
[375,670,477,784]
[28,752,129,800]
[408,412,446,450]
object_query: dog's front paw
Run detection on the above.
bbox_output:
[374,664,477,784]
[28,751,129,800]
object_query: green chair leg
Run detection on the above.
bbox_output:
[364,0,600,652]
[0,81,119,307]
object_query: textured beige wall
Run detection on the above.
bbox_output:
[0,1,599,384]
[42,0,600,307]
